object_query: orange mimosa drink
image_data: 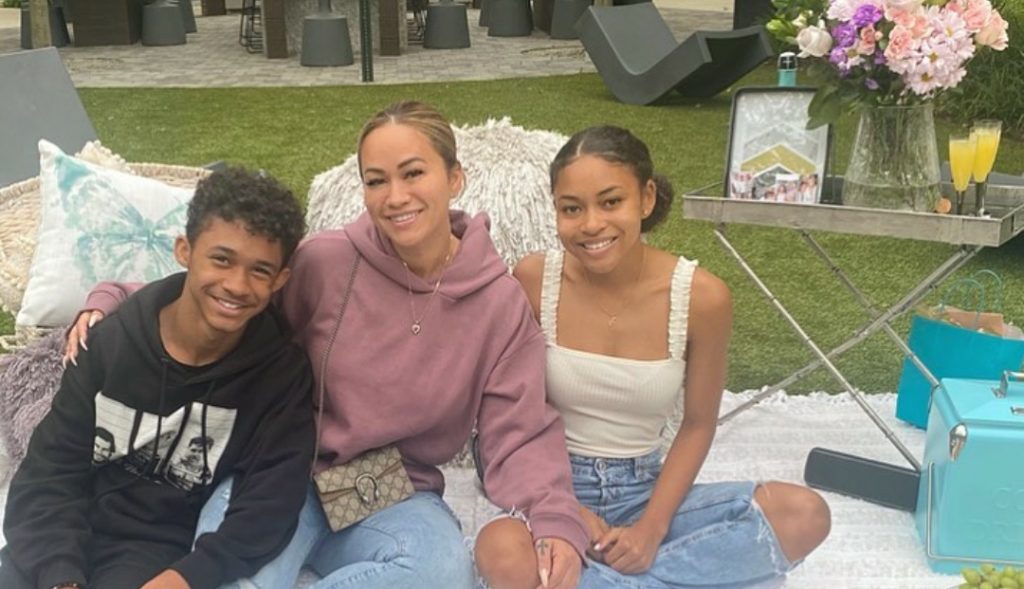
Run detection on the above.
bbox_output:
[971,128,1000,182]
[949,136,975,193]
[970,120,1002,216]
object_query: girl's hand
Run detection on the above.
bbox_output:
[595,518,665,575]
[579,506,610,561]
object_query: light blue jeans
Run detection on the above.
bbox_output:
[572,452,794,589]
[195,478,475,589]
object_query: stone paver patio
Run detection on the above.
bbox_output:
[0,3,730,87]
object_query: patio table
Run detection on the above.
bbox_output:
[683,177,1024,506]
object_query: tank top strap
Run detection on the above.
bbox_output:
[539,249,565,344]
[668,257,698,360]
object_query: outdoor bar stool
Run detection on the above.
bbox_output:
[486,0,532,36]
[549,0,590,39]
[180,0,197,33]
[20,0,71,49]
[301,0,354,67]
[533,0,553,32]
[478,0,490,26]
[239,0,262,53]
[423,0,470,49]
[142,0,187,46]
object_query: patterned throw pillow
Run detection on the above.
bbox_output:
[16,141,193,328]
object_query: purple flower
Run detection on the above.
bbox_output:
[852,4,883,28]
[829,46,848,65]
[874,50,887,65]
[865,78,880,90]
[832,22,858,48]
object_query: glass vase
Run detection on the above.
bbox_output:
[842,103,941,212]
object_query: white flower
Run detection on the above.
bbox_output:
[797,25,834,57]
[828,0,884,21]
[975,11,1009,50]
[885,0,924,14]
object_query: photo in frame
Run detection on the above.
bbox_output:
[724,87,832,204]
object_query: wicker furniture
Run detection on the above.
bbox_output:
[72,0,144,45]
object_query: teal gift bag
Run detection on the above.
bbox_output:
[895,272,1024,429]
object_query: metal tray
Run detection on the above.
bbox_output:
[683,176,1024,247]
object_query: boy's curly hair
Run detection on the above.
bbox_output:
[185,167,306,266]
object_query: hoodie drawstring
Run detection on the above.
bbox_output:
[199,381,215,486]
[149,358,170,475]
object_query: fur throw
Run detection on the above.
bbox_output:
[0,329,65,469]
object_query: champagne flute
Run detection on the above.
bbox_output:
[970,119,1002,216]
[948,131,976,215]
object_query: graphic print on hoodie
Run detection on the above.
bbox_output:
[94,393,235,491]
[1,272,316,589]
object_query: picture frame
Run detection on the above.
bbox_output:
[723,87,832,204]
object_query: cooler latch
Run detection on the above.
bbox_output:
[992,371,1024,399]
[948,423,968,462]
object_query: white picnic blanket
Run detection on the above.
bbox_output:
[0,391,961,589]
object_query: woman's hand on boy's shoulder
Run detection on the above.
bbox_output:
[63,310,105,368]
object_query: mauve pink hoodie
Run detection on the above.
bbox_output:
[84,210,589,555]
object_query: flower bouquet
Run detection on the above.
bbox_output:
[768,0,1008,127]
[766,0,1010,211]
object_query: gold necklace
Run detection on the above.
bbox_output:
[401,239,455,336]
[581,247,646,328]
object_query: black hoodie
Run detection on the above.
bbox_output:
[2,272,316,589]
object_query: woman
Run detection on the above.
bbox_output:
[475,126,831,589]
[65,101,586,589]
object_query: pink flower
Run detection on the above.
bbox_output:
[976,11,1009,50]
[890,8,930,36]
[884,25,914,61]
[960,0,993,32]
[857,25,882,54]
[888,7,974,97]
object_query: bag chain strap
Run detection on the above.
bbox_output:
[311,254,362,472]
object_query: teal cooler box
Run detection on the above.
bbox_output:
[915,372,1024,573]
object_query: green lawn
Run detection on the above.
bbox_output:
[9,67,1023,393]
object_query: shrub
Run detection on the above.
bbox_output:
[2,0,22,7]
[939,0,1024,137]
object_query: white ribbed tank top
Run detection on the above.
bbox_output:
[541,249,697,458]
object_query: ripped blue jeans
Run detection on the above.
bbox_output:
[572,452,794,589]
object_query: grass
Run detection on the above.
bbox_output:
[10,66,1024,393]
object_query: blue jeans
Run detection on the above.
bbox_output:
[572,452,794,589]
[196,478,475,589]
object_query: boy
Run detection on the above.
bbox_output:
[0,167,315,589]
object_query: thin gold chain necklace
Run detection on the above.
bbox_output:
[581,247,646,328]
[401,239,455,336]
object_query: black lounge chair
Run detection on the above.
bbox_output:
[0,48,97,187]
[576,3,774,105]
[1,48,225,188]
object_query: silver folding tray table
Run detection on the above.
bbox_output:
[683,178,1024,505]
